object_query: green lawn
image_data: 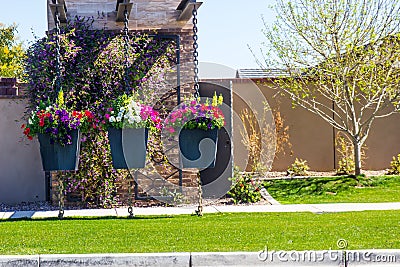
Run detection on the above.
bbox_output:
[0,211,399,254]
[264,175,400,204]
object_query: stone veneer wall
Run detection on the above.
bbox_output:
[47,0,190,31]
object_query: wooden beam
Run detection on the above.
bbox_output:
[116,3,133,22]
[177,1,203,21]
[49,3,67,23]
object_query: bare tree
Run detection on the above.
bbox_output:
[258,0,400,175]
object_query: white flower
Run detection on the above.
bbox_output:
[109,116,116,122]
[133,115,141,122]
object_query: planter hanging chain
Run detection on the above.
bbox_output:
[192,4,203,217]
[123,6,130,94]
[192,5,200,99]
[55,6,62,94]
[54,5,65,220]
[123,6,135,217]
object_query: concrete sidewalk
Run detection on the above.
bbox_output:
[1,202,400,219]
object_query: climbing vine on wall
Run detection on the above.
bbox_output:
[25,17,175,207]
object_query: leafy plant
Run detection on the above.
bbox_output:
[287,158,309,176]
[164,93,225,135]
[228,166,262,204]
[0,23,26,79]
[335,133,355,175]
[387,154,400,175]
[103,93,161,131]
[22,90,95,145]
[239,104,291,174]
[159,187,185,206]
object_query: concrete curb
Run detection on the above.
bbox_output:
[0,250,399,266]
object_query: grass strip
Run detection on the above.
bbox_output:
[264,175,400,204]
[0,210,399,254]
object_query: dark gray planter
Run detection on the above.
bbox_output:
[108,127,148,169]
[38,129,81,171]
[179,128,218,168]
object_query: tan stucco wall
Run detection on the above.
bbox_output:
[0,98,45,204]
[231,79,400,171]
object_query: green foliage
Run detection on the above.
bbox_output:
[0,23,25,78]
[287,158,309,176]
[58,130,120,207]
[387,154,400,175]
[336,134,355,175]
[337,158,355,176]
[160,187,185,206]
[228,166,262,204]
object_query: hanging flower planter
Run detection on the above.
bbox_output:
[108,127,148,169]
[38,129,81,171]
[179,127,218,168]
[164,93,225,169]
[22,90,95,171]
[103,94,161,169]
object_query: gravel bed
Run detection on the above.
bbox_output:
[0,201,59,212]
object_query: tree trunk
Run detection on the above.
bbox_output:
[353,140,362,176]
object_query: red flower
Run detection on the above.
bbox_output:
[85,110,94,119]
[23,127,31,136]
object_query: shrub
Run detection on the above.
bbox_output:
[335,133,355,175]
[287,158,309,176]
[387,154,400,175]
[228,166,262,204]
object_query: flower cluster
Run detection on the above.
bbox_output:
[103,94,161,131]
[22,90,96,146]
[164,93,225,135]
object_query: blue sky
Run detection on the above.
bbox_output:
[0,0,275,70]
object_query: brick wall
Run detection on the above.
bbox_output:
[0,78,18,96]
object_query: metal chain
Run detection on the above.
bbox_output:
[55,6,64,219]
[193,4,203,216]
[55,6,62,94]
[192,5,199,98]
[123,7,130,94]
